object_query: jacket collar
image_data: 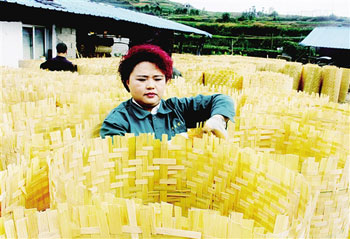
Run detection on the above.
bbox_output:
[130,99,172,119]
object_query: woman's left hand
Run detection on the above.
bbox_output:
[202,115,228,139]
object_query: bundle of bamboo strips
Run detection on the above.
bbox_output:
[338,68,350,103]
[74,57,120,75]
[320,66,342,102]
[242,71,294,91]
[300,64,322,94]
[0,158,49,217]
[282,62,303,90]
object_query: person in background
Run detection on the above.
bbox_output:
[100,44,235,141]
[40,42,77,72]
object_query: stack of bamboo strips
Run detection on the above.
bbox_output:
[263,59,286,73]
[165,77,216,99]
[202,69,243,90]
[173,61,349,238]
[73,57,120,75]
[225,55,287,72]
[299,64,322,94]
[172,54,350,103]
[0,133,316,238]
[1,68,128,135]
[320,65,342,103]
[242,71,293,91]
[230,87,347,238]
[0,195,312,239]
[18,60,43,69]
[227,87,350,238]
[301,157,349,238]
[0,157,49,217]
[20,54,350,102]
[282,62,303,90]
[230,87,349,157]
[201,64,256,90]
[1,56,349,238]
[339,68,350,103]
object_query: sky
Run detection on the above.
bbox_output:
[172,0,350,17]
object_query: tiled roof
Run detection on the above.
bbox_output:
[299,26,350,50]
[0,0,211,37]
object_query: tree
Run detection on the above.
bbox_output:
[175,7,187,14]
[250,6,256,17]
[270,11,278,20]
[238,6,257,21]
[154,5,162,15]
[190,9,199,15]
[216,12,232,22]
[221,12,231,22]
[143,5,149,12]
[239,11,255,21]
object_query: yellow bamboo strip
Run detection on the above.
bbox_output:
[4,219,16,238]
[126,199,139,239]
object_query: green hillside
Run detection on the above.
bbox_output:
[90,0,350,64]
[90,0,186,14]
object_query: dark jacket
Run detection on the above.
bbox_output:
[40,56,77,72]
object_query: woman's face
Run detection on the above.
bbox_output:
[127,61,167,111]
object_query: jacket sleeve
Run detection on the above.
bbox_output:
[40,61,48,69]
[67,62,77,72]
[173,94,235,128]
[100,110,129,139]
[72,64,78,72]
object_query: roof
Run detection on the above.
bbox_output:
[0,0,212,37]
[299,26,350,50]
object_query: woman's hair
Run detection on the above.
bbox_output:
[118,44,173,92]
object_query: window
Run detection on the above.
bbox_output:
[35,27,45,59]
[22,25,46,59]
[22,27,33,59]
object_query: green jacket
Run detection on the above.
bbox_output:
[100,94,235,140]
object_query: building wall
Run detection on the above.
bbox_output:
[0,23,77,67]
[0,21,23,67]
[55,26,76,59]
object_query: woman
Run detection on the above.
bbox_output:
[100,44,235,140]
